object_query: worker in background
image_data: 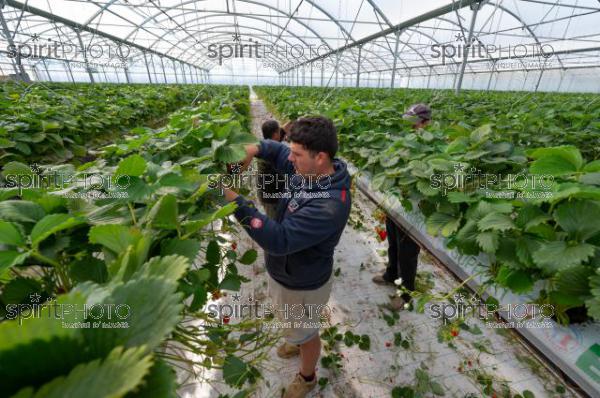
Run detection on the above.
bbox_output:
[256,119,286,218]
[372,103,432,311]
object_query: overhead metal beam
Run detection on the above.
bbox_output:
[282,0,478,72]
[2,0,208,72]
[0,5,26,78]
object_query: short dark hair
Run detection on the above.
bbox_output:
[288,116,338,159]
[262,120,280,139]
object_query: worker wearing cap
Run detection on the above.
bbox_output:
[372,103,432,310]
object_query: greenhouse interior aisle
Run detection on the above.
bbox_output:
[178,88,581,398]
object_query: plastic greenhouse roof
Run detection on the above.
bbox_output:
[0,0,599,80]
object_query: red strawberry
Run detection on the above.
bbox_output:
[212,290,222,300]
[467,360,472,367]
[385,341,392,348]
[375,227,387,241]
[232,242,237,250]
[378,230,388,241]
[450,329,459,337]
[222,316,230,324]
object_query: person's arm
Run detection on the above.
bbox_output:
[231,195,345,256]
[235,139,293,176]
[255,139,295,175]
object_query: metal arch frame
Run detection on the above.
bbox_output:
[147,14,323,64]
[113,0,368,69]
[280,0,561,79]
[1,0,209,72]
[362,0,440,79]
[174,25,353,74]
[117,0,336,69]
[4,0,599,85]
[484,1,566,70]
[281,0,480,72]
[83,0,205,69]
[140,10,389,73]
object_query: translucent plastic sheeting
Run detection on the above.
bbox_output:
[0,0,598,92]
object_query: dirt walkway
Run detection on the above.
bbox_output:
[179,86,580,398]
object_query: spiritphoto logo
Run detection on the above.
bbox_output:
[429,163,554,198]
[2,163,132,198]
[5,294,131,329]
[207,293,331,328]
[208,163,333,197]
[206,33,330,65]
[6,36,131,63]
[430,35,555,66]
[427,293,555,329]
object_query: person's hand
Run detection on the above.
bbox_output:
[282,120,294,135]
[240,144,260,171]
[223,187,239,202]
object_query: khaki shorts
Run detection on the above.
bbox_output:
[267,274,333,345]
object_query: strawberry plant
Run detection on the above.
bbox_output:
[0,84,272,396]
[257,86,600,324]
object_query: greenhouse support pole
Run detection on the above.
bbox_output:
[32,65,40,81]
[142,51,152,83]
[356,45,362,87]
[76,30,94,83]
[390,32,400,89]
[114,67,120,83]
[159,56,167,83]
[150,54,159,83]
[406,68,411,88]
[427,67,432,88]
[522,71,529,90]
[486,61,497,91]
[124,65,131,83]
[320,61,324,86]
[181,61,187,84]
[310,62,313,86]
[172,59,179,83]
[455,1,481,94]
[101,64,109,83]
[41,59,52,82]
[534,69,544,92]
[302,67,305,86]
[0,8,27,79]
[65,60,75,83]
[335,55,339,87]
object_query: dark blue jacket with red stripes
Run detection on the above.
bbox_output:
[233,139,352,290]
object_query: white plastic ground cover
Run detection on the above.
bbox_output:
[346,164,600,397]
